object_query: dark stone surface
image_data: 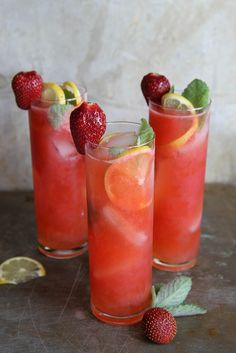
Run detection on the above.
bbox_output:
[0,184,236,353]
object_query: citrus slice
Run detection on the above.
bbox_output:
[42,82,65,104]
[158,93,198,149]
[0,257,46,285]
[62,81,82,105]
[162,92,195,111]
[105,146,153,211]
[99,132,137,148]
[163,117,198,148]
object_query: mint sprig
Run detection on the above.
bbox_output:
[167,304,207,317]
[63,88,76,106]
[153,276,192,307]
[136,118,154,146]
[110,146,125,157]
[48,103,73,128]
[182,79,210,109]
[152,276,207,317]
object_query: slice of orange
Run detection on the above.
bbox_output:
[104,146,154,211]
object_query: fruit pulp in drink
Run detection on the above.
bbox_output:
[149,102,210,270]
[85,126,154,324]
[29,100,87,257]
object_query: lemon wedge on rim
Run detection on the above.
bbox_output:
[0,257,46,285]
[161,92,195,111]
[63,81,82,105]
[160,93,198,149]
[42,82,66,104]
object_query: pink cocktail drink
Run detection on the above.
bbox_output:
[85,122,154,325]
[149,101,211,270]
[29,86,88,258]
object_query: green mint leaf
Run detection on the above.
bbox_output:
[152,283,164,307]
[166,304,207,317]
[155,283,164,292]
[136,118,154,146]
[110,147,125,157]
[48,103,73,129]
[63,88,76,106]
[182,79,210,108]
[151,285,157,307]
[154,276,192,307]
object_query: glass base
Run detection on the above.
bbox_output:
[91,303,146,326]
[38,242,88,259]
[153,257,197,271]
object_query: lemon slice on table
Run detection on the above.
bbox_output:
[42,82,66,104]
[160,93,198,149]
[62,81,82,105]
[105,146,153,211]
[0,257,46,285]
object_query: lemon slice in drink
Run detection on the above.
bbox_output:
[105,146,153,211]
[160,93,198,149]
[63,81,82,105]
[162,92,195,111]
[42,82,66,104]
[0,257,46,285]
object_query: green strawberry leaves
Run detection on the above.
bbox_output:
[152,276,207,317]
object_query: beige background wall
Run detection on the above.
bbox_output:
[0,0,236,189]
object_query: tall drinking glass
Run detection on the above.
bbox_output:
[85,122,154,325]
[29,85,88,259]
[149,99,211,271]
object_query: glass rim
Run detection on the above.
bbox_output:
[149,96,211,114]
[31,84,87,105]
[85,121,155,151]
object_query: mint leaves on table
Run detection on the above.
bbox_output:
[182,79,210,109]
[136,118,154,146]
[48,103,73,128]
[167,304,207,317]
[152,276,207,317]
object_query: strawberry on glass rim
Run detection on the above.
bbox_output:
[12,71,43,110]
[141,72,170,105]
[70,101,106,155]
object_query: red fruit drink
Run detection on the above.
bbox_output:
[85,122,154,325]
[29,87,88,259]
[149,101,211,271]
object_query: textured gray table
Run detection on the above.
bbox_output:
[0,184,236,353]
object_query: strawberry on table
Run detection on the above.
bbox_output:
[70,102,106,154]
[142,307,177,344]
[11,71,43,110]
[141,72,170,105]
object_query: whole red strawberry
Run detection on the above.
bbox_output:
[70,102,106,154]
[12,71,43,110]
[141,72,170,105]
[143,307,177,344]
